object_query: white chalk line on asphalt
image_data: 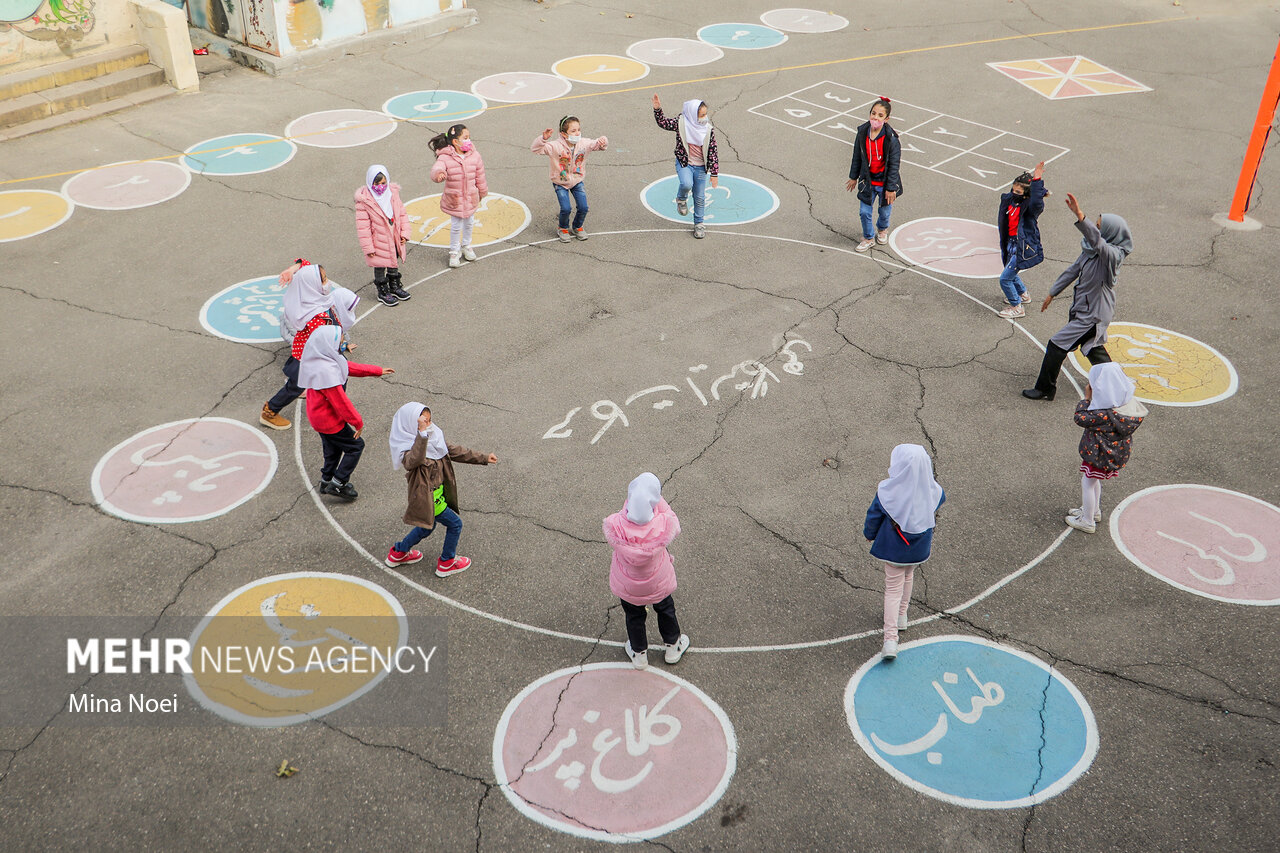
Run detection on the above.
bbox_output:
[303,229,1077,653]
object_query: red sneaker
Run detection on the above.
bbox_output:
[385,548,424,568]
[435,556,471,578]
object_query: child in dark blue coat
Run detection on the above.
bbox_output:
[996,161,1047,319]
[864,444,945,660]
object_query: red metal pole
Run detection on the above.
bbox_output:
[1228,37,1280,221]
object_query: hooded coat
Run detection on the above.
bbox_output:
[355,182,409,268]
[998,177,1047,270]
[849,120,904,205]
[605,499,681,605]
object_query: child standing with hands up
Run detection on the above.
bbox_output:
[531,116,608,242]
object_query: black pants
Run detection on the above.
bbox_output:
[374,266,400,284]
[1033,325,1112,397]
[320,425,364,484]
[620,595,680,652]
[265,356,302,413]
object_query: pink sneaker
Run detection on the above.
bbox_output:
[435,556,471,578]
[385,548,424,568]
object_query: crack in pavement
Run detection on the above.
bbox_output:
[465,506,605,545]
[733,506,880,597]
[0,283,215,343]
[380,377,516,414]
[1020,669,1053,852]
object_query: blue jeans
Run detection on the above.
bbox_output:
[553,182,588,231]
[674,159,708,225]
[999,240,1027,305]
[859,187,893,239]
[395,507,462,561]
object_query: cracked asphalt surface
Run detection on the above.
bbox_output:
[2,0,1278,849]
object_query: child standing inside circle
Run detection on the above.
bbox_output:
[429,125,488,269]
[996,161,1047,319]
[604,472,690,669]
[863,444,945,660]
[531,116,609,242]
[355,164,411,308]
[1067,363,1147,533]
[384,401,497,577]
[651,94,719,239]
[845,97,903,253]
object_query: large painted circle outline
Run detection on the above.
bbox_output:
[470,72,572,103]
[1110,484,1280,605]
[887,217,1004,279]
[639,174,780,226]
[182,571,409,726]
[626,38,724,67]
[402,192,532,248]
[551,54,651,85]
[381,89,487,122]
[182,132,298,176]
[696,22,788,50]
[843,634,1100,809]
[92,417,279,523]
[759,8,849,33]
[60,159,192,211]
[284,109,398,148]
[199,275,308,344]
[1068,321,1239,407]
[492,662,737,842]
[299,230,1082,652]
[0,189,74,242]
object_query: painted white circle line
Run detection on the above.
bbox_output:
[92,416,279,524]
[626,38,725,67]
[302,230,1080,652]
[639,175,781,226]
[844,634,1100,809]
[59,159,192,211]
[492,662,738,842]
[198,275,291,345]
[0,189,74,242]
[182,571,408,727]
[380,90,488,122]
[550,54,651,85]
[696,23,788,50]
[1068,321,1240,407]
[284,110,398,149]
[182,132,299,176]
[887,217,1004,280]
[470,72,573,103]
[1110,484,1280,606]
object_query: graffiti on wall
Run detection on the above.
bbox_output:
[0,0,96,51]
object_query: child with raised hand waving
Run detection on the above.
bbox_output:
[652,94,719,239]
[532,115,608,242]
[996,161,1047,319]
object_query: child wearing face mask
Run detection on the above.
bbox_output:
[996,161,1047,319]
[429,124,488,269]
[531,115,609,242]
[356,164,411,308]
[651,94,719,239]
[846,97,903,253]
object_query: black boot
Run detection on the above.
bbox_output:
[375,279,398,307]
[388,269,411,301]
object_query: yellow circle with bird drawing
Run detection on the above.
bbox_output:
[1068,322,1238,406]
[183,572,406,726]
[404,192,531,248]
[552,54,651,85]
[0,190,73,242]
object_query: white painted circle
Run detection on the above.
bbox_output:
[403,192,531,248]
[640,174,780,225]
[199,274,300,344]
[471,72,572,103]
[760,8,849,33]
[285,109,398,148]
[1068,321,1239,407]
[696,22,788,50]
[381,89,487,122]
[626,38,724,67]
[888,217,1005,279]
[182,132,298,176]
[0,189,74,242]
[61,160,191,210]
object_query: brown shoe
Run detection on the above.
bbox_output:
[259,403,291,430]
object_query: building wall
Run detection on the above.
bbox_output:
[1,0,139,72]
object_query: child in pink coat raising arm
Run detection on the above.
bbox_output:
[531,115,608,242]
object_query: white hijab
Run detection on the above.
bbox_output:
[624,472,662,524]
[282,264,333,335]
[680,99,710,147]
[296,325,348,390]
[1088,363,1136,410]
[366,164,394,220]
[329,285,359,331]
[389,401,445,470]
[876,444,944,535]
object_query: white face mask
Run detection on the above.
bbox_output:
[566,134,581,144]
[698,116,710,127]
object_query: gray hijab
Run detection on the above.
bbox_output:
[1081,213,1133,258]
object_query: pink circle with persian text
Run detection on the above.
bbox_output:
[1111,485,1280,605]
[471,72,571,103]
[62,160,191,210]
[888,217,1005,279]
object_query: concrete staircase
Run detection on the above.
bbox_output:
[0,45,173,140]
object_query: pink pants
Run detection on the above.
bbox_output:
[883,563,915,643]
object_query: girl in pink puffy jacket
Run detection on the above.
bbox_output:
[604,472,690,669]
[429,124,488,269]
[355,164,411,308]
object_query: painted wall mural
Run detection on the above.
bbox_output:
[0,0,97,52]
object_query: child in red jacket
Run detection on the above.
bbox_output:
[298,326,393,500]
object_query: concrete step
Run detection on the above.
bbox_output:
[0,45,151,102]
[0,64,168,129]
[0,84,176,141]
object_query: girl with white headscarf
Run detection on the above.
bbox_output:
[384,401,497,577]
[298,326,393,501]
[1066,363,1148,533]
[864,444,946,660]
[651,94,719,239]
[604,472,690,669]
[355,163,411,307]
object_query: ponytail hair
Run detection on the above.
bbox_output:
[872,96,892,118]
[429,123,468,152]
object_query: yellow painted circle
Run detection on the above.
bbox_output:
[405,192,531,248]
[184,572,406,725]
[552,54,650,85]
[1069,322,1238,406]
[0,190,73,242]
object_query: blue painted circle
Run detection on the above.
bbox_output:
[183,133,296,176]
[844,635,1098,808]
[697,23,787,50]
[199,276,290,344]
[641,174,779,226]
[382,89,487,123]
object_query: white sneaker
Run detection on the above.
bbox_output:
[855,238,875,252]
[1064,514,1097,534]
[897,614,908,632]
[1069,507,1103,523]
[998,304,1026,319]
[676,197,688,216]
[625,641,648,669]
[1021,290,1032,304]
[461,246,477,262]
[448,253,461,269]
[876,229,889,245]
[881,640,898,660]
[663,634,690,664]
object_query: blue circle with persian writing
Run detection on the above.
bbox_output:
[640,174,779,226]
[697,23,788,50]
[382,89,487,123]
[199,276,290,344]
[844,635,1098,808]
[183,133,297,176]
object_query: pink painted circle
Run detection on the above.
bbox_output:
[493,663,737,841]
[284,109,397,148]
[91,417,278,523]
[61,160,191,210]
[470,72,571,103]
[888,217,1004,279]
[1111,485,1280,605]
[626,37,724,67]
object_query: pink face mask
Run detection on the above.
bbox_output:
[371,183,387,196]
[869,118,885,131]
[459,140,473,153]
